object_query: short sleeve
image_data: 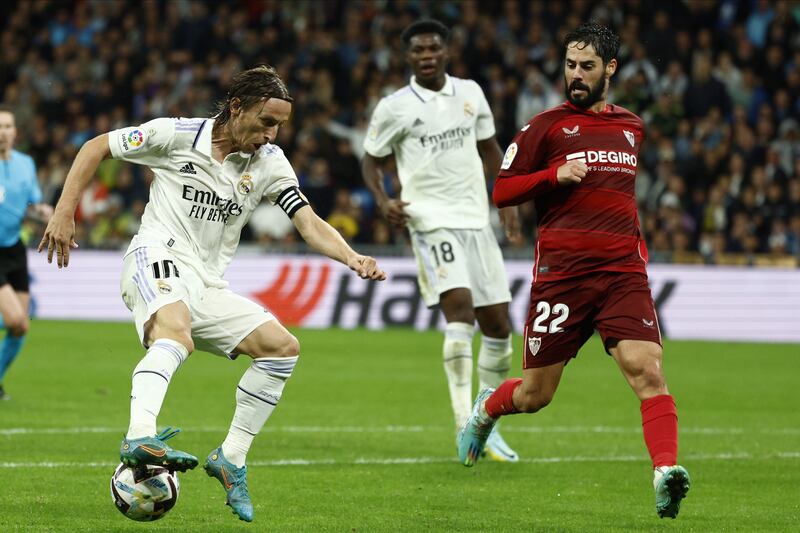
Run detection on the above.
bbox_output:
[108,118,175,167]
[473,83,496,141]
[363,98,404,158]
[261,151,309,217]
[26,157,42,204]
[498,117,551,177]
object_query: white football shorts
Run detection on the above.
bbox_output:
[411,225,512,308]
[120,246,274,357]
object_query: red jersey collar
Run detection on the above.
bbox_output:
[564,100,611,114]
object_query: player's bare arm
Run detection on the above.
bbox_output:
[38,133,111,268]
[478,137,521,242]
[291,205,387,281]
[361,152,409,228]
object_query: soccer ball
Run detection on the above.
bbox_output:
[110,463,180,521]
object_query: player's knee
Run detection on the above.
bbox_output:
[447,310,475,325]
[4,313,27,335]
[484,321,511,339]
[477,314,510,338]
[251,333,300,359]
[277,334,300,358]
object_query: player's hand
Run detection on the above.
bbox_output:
[379,199,410,228]
[347,254,387,281]
[556,160,587,186]
[38,210,79,268]
[499,206,523,244]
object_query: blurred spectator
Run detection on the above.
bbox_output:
[0,0,796,265]
[326,189,361,242]
[683,55,731,120]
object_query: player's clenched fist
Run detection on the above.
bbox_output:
[347,254,388,281]
[556,160,587,186]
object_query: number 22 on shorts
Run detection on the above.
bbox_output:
[531,301,570,333]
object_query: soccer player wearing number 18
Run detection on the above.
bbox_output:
[363,20,520,462]
[457,24,691,519]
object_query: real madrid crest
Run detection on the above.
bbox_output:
[237,174,253,195]
[464,102,474,117]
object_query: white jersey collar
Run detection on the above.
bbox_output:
[410,74,455,102]
[192,118,214,158]
[192,118,255,160]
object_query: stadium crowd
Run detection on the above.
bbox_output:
[1,0,798,264]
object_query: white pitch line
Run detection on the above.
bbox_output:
[0,451,798,469]
[2,425,800,436]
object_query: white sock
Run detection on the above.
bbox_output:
[221,356,299,468]
[477,334,512,390]
[443,322,475,429]
[127,339,189,440]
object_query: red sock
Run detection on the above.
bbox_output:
[641,394,678,468]
[485,378,523,418]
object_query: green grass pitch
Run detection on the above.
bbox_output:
[0,320,798,532]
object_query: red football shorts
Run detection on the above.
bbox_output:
[523,271,662,368]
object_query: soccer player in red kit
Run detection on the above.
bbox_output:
[456,23,691,519]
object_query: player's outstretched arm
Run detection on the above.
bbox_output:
[361,153,409,228]
[291,205,387,281]
[38,133,111,268]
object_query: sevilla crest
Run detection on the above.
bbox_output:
[528,336,542,356]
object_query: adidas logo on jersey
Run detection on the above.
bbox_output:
[179,162,197,175]
[412,118,425,127]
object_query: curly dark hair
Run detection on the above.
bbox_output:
[213,65,292,126]
[562,22,621,65]
[401,19,450,46]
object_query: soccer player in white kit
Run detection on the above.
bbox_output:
[362,20,520,462]
[39,66,386,522]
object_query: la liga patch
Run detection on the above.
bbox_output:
[120,128,146,152]
[127,129,144,147]
[501,142,518,170]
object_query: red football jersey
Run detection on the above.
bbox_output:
[495,101,648,282]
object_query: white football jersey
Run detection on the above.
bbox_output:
[363,75,496,231]
[109,117,303,287]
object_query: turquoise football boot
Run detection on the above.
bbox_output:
[119,427,198,472]
[654,465,691,518]
[204,447,254,522]
[457,388,497,467]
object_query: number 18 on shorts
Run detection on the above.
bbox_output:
[411,226,511,308]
